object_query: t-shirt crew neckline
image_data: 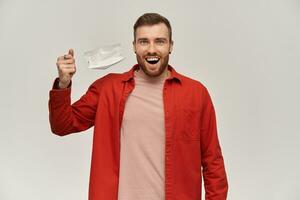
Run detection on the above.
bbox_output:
[134,67,170,83]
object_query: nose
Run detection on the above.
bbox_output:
[147,42,156,54]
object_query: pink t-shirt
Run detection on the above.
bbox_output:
[117,68,170,200]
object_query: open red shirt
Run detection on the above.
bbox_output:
[48,64,228,200]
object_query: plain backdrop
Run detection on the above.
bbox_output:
[0,0,299,199]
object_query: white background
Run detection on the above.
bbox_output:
[0,0,299,199]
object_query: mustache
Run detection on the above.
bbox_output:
[145,53,159,57]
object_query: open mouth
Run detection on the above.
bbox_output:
[145,57,160,65]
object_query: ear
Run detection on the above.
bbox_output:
[169,40,174,54]
[133,41,137,54]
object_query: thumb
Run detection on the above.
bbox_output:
[68,49,74,57]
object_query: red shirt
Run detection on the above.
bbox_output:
[48,64,228,200]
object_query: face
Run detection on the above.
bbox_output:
[133,23,173,77]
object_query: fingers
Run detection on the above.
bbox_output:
[57,63,76,76]
[57,57,75,64]
[56,57,76,72]
[56,48,75,67]
[57,55,74,62]
[61,66,76,74]
[69,49,74,57]
[55,49,76,85]
[57,49,75,61]
[59,63,76,69]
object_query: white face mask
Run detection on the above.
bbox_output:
[83,43,125,69]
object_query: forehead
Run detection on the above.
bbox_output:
[135,23,169,39]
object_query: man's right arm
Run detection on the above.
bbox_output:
[48,49,99,136]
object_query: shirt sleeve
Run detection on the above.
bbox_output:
[48,78,100,136]
[200,88,228,200]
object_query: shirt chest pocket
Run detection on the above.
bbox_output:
[174,107,201,141]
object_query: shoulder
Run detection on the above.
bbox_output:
[176,71,209,93]
[176,72,215,110]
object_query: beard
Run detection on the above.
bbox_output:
[136,53,170,77]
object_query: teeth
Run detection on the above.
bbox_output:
[146,57,159,61]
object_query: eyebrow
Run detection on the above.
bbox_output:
[137,38,148,41]
[155,38,168,41]
[137,38,168,41]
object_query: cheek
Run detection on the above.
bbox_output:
[160,51,170,57]
[158,46,171,55]
[136,48,146,55]
[136,52,146,61]
[135,50,143,57]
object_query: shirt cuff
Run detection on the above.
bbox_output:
[49,78,72,105]
[52,78,72,90]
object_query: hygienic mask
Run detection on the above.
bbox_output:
[84,43,125,69]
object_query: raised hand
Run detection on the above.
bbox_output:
[56,49,76,88]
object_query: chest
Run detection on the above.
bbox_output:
[122,81,165,125]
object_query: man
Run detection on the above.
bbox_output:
[49,13,228,200]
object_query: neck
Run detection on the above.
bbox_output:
[136,66,170,81]
[138,67,170,79]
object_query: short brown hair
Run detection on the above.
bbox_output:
[133,13,172,42]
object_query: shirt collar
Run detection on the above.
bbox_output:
[121,64,182,83]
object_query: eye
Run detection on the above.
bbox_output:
[139,40,149,45]
[156,40,166,45]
